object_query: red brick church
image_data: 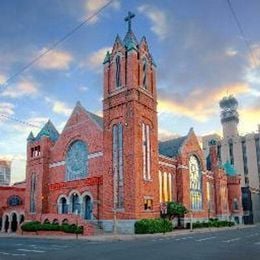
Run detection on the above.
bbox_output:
[1,12,243,234]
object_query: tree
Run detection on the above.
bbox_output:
[166,201,188,221]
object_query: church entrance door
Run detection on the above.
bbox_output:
[4,215,9,232]
[11,213,18,232]
[84,195,92,220]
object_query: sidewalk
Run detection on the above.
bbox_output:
[0,224,256,242]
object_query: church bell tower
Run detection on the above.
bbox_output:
[102,12,159,232]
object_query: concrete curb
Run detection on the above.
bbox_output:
[0,224,256,242]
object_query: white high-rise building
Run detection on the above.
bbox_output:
[203,96,260,223]
[0,160,11,186]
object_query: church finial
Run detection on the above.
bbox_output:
[124,11,135,32]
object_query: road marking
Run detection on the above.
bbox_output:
[18,248,45,253]
[196,236,216,242]
[11,253,26,257]
[175,236,193,241]
[223,237,241,243]
[246,233,259,238]
[0,251,10,255]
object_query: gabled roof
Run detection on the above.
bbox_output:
[35,120,60,142]
[85,109,103,129]
[76,101,103,129]
[159,135,187,158]
[63,101,103,131]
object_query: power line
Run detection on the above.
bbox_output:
[0,114,42,129]
[226,0,258,67]
[0,0,115,91]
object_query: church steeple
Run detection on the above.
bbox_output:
[102,12,159,226]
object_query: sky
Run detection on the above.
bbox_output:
[0,0,259,183]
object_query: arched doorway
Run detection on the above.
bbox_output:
[20,215,25,225]
[4,215,9,232]
[71,193,80,214]
[11,213,18,232]
[84,195,92,220]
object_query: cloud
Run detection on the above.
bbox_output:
[158,83,250,122]
[0,103,15,119]
[225,47,238,57]
[249,44,260,68]
[1,80,38,98]
[138,4,168,40]
[81,46,111,72]
[85,0,120,24]
[36,48,73,70]
[240,106,260,134]
[158,128,179,141]
[0,74,6,85]
[78,85,89,92]
[45,97,72,116]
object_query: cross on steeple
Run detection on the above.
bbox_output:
[124,11,135,32]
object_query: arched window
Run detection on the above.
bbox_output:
[59,197,68,214]
[115,55,121,88]
[30,173,36,213]
[142,123,151,180]
[66,140,88,181]
[142,59,147,89]
[113,123,124,209]
[71,193,81,214]
[189,155,202,210]
[233,198,239,210]
[7,196,22,206]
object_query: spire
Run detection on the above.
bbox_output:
[103,51,111,64]
[35,120,59,142]
[27,131,35,142]
[123,11,138,51]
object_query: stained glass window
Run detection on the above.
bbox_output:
[30,173,36,213]
[8,196,22,206]
[142,123,151,180]
[189,155,202,210]
[113,123,124,209]
[66,140,88,181]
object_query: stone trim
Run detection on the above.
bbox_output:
[159,161,176,168]
[158,154,176,162]
[49,151,103,168]
[177,165,189,170]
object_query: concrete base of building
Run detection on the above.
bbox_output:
[101,219,136,234]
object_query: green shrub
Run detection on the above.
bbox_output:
[21,221,41,232]
[21,221,83,234]
[135,218,173,234]
[191,219,235,229]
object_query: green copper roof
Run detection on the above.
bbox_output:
[27,131,35,142]
[223,161,237,176]
[103,51,111,64]
[123,30,138,50]
[35,120,59,142]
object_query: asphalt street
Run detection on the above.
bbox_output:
[0,226,259,260]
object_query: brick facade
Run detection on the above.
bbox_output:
[0,14,243,234]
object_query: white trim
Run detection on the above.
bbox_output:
[158,154,176,162]
[159,161,176,168]
[177,165,189,170]
[49,151,103,168]
[49,161,65,168]
[88,151,103,159]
